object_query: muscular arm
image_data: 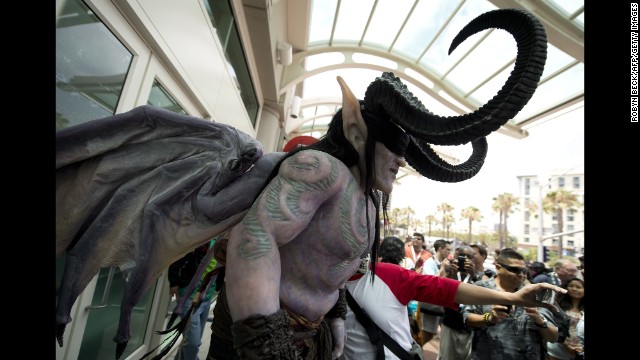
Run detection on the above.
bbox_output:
[224,150,347,321]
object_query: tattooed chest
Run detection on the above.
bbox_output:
[337,180,372,257]
[302,180,373,272]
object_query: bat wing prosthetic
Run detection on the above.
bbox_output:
[55,105,283,359]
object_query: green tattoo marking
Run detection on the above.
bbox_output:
[266,153,338,220]
[238,203,272,260]
[239,206,272,260]
[240,152,340,260]
[264,178,288,222]
[332,178,368,273]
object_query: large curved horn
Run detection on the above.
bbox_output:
[367,8,546,145]
[405,137,488,183]
[364,8,547,182]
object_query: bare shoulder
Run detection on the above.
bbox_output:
[245,149,354,238]
[278,149,351,189]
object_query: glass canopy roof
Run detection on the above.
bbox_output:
[283,0,584,142]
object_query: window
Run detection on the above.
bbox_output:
[524,211,530,222]
[78,268,155,360]
[204,0,259,126]
[573,176,580,189]
[56,0,133,129]
[147,79,187,114]
[524,224,529,235]
[558,177,565,188]
[568,240,574,247]
[56,2,155,358]
[523,237,529,243]
[524,178,530,195]
[567,209,574,222]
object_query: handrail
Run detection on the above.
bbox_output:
[86,267,116,309]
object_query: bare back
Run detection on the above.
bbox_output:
[225,149,374,322]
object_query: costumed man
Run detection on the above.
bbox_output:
[208,74,404,359]
[209,8,551,357]
[55,8,553,360]
[208,73,564,360]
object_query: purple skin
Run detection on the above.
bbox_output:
[224,76,407,358]
[55,105,282,359]
[172,151,286,318]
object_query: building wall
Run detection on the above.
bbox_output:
[516,170,584,260]
[111,0,261,135]
[56,0,280,358]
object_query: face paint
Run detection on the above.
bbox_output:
[373,142,407,194]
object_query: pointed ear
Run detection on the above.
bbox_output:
[337,76,367,149]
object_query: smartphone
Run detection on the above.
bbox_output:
[499,304,512,313]
[457,255,466,270]
[415,258,424,269]
[535,288,556,305]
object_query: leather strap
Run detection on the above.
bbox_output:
[345,289,415,360]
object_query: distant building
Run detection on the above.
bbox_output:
[515,169,584,260]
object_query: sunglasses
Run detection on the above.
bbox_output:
[497,263,527,275]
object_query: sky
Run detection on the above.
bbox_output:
[389,103,584,232]
[302,70,584,233]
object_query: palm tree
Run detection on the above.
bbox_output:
[413,219,425,234]
[391,207,415,236]
[491,200,504,247]
[390,208,402,234]
[492,193,519,249]
[425,214,437,237]
[542,189,582,258]
[526,200,539,215]
[443,214,456,240]
[460,206,482,243]
[404,207,416,235]
[437,203,454,239]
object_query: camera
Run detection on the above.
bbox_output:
[535,288,556,305]
[457,255,466,271]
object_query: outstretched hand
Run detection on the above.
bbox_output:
[513,283,566,312]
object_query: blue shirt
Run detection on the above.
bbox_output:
[462,278,557,360]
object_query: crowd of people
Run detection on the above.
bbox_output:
[170,236,584,360]
[396,238,585,360]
